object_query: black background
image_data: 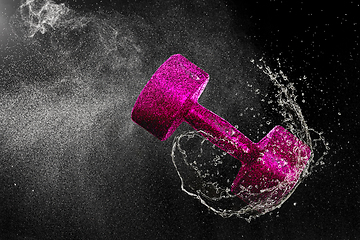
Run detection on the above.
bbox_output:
[0,0,359,239]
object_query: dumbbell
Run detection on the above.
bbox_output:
[131,54,311,206]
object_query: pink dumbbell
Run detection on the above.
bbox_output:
[131,54,311,206]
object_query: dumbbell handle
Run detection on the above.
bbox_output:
[185,102,258,164]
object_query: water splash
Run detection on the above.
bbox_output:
[171,58,329,221]
[15,0,70,38]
